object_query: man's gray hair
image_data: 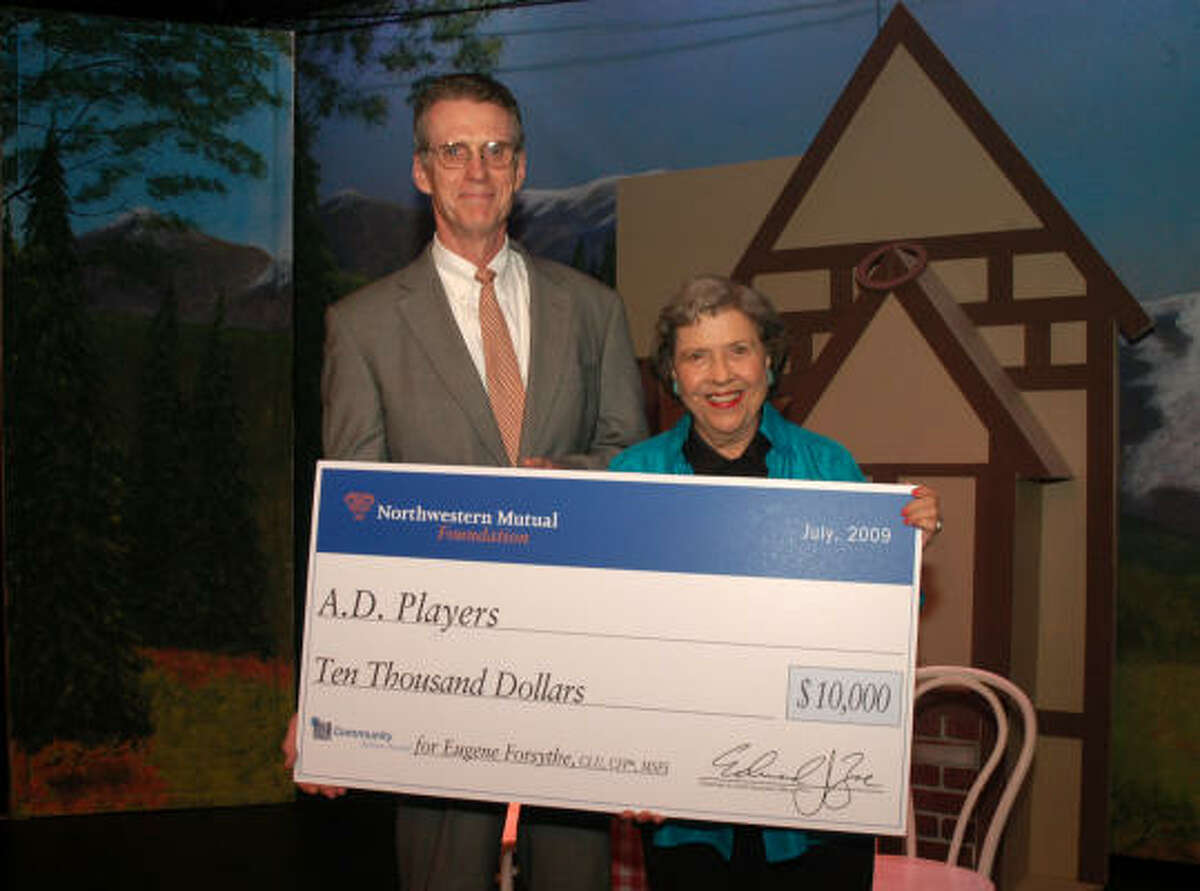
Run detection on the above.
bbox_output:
[413,72,524,151]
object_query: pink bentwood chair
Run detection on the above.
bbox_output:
[873,666,1037,891]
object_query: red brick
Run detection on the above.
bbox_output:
[914,740,980,770]
[914,712,942,736]
[876,835,905,856]
[943,766,977,790]
[911,763,940,787]
[940,815,978,840]
[913,788,967,814]
[944,714,982,740]
[917,839,949,861]
[961,819,977,844]
[915,813,938,839]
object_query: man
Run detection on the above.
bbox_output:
[285,73,648,890]
[321,73,645,471]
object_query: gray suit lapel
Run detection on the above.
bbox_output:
[393,250,509,465]
[522,251,570,457]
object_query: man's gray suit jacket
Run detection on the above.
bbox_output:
[318,242,647,891]
[322,243,647,468]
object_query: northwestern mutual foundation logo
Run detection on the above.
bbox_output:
[344,491,376,521]
[310,716,333,741]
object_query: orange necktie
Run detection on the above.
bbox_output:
[476,266,525,465]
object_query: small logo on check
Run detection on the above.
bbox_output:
[311,717,332,741]
[343,491,375,521]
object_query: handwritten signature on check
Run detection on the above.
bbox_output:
[701,742,884,816]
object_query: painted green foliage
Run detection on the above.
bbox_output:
[4,129,151,751]
[1112,518,1200,859]
[3,11,290,758]
[3,10,288,210]
[141,654,293,807]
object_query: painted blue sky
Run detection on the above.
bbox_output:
[7,16,293,261]
[314,0,1200,302]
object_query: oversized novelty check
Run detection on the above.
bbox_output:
[294,461,922,835]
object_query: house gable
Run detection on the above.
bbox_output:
[804,295,990,465]
[778,46,1039,249]
[733,3,1151,342]
[795,245,1070,480]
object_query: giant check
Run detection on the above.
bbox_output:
[295,461,922,836]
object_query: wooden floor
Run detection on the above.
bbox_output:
[1,795,1196,890]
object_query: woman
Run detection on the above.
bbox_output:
[611,275,941,890]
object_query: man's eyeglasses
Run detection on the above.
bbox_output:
[424,141,519,169]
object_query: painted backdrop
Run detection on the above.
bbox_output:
[2,11,294,815]
[296,0,1199,864]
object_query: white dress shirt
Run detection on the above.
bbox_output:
[432,235,531,387]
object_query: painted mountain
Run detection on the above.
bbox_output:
[318,189,434,282]
[76,208,292,331]
[318,175,623,283]
[1119,290,1200,538]
[510,175,623,271]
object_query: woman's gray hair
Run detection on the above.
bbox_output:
[653,275,790,397]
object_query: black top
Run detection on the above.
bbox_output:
[682,420,772,478]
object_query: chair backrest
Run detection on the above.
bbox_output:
[905,666,1037,876]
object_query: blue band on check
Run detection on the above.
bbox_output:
[316,467,915,585]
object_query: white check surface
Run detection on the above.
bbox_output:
[295,462,920,835]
